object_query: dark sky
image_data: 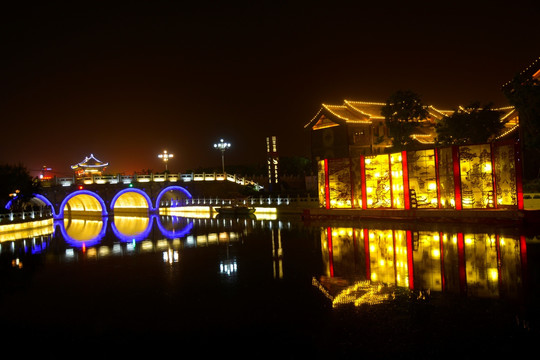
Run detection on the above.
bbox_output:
[1,1,539,177]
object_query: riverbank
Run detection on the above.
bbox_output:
[302,207,540,226]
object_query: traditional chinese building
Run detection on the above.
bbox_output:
[304,100,519,163]
[71,154,109,178]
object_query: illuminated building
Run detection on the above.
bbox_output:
[266,136,280,191]
[71,154,108,178]
[305,100,519,162]
[39,166,53,180]
[317,141,523,211]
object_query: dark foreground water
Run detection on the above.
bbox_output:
[1,213,539,358]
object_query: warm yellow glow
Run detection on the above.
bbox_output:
[114,216,150,237]
[64,218,104,242]
[114,192,149,210]
[0,219,54,242]
[65,194,103,213]
[332,281,391,308]
[489,268,498,281]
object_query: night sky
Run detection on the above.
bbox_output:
[1,1,539,177]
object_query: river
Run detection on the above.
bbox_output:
[1,212,538,358]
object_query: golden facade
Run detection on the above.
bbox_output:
[318,141,523,211]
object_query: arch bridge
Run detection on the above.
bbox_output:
[30,183,194,219]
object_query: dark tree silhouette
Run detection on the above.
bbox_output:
[381,90,428,150]
[0,163,41,211]
[503,72,540,180]
[435,102,505,146]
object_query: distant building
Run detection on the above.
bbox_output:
[71,154,108,178]
[304,100,518,163]
[266,136,280,191]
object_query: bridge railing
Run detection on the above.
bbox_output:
[178,195,318,208]
[53,172,264,190]
[0,209,54,225]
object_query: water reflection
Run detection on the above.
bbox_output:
[1,213,534,307]
[316,224,528,307]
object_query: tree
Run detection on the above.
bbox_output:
[503,73,540,180]
[381,90,428,150]
[0,163,41,211]
[435,102,505,146]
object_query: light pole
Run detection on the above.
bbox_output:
[213,139,231,174]
[158,150,174,171]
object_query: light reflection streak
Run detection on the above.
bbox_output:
[316,226,527,307]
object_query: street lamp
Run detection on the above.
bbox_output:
[158,150,174,171]
[213,139,231,174]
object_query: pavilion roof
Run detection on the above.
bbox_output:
[306,99,515,130]
[71,154,109,169]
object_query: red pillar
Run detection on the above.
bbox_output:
[490,143,498,209]
[515,141,524,210]
[327,227,334,277]
[406,230,414,290]
[324,159,330,210]
[452,146,462,210]
[435,148,441,209]
[402,151,410,210]
[457,233,467,294]
[364,228,371,280]
[388,154,394,208]
[360,155,367,210]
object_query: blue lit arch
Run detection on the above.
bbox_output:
[32,194,56,217]
[58,189,108,219]
[110,188,155,212]
[155,215,194,239]
[155,185,193,209]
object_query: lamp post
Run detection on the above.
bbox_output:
[158,150,173,171]
[213,139,231,174]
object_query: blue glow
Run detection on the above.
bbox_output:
[32,194,56,217]
[155,185,193,209]
[4,198,14,210]
[155,215,194,239]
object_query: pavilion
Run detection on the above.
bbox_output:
[71,154,109,178]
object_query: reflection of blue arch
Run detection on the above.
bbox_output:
[56,217,109,248]
[57,190,108,219]
[110,188,155,212]
[155,186,193,209]
[111,214,154,242]
[155,215,194,239]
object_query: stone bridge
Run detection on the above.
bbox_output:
[4,172,265,219]
[34,182,194,219]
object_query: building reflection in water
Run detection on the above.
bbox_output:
[317,225,527,307]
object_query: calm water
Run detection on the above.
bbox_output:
[1,212,539,358]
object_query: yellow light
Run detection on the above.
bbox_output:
[489,268,498,281]
[432,249,440,258]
